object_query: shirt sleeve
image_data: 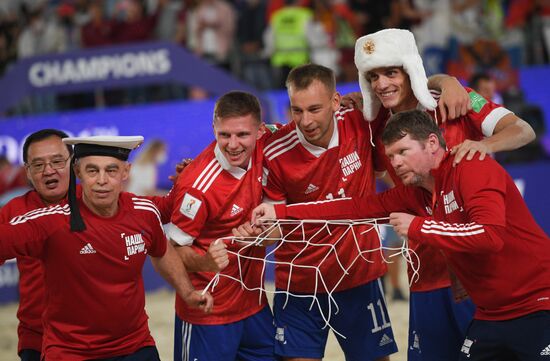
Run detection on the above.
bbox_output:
[276,186,425,220]
[147,209,168,258]
[0,215,51,260]
[464,87,513,137]
[167,187,209,246]
[262,160,287,203]
[408,157,508,253]
[145,186,175,224]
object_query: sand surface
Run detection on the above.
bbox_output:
[0,283,410,361]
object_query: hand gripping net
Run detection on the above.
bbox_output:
[202,218,420,338]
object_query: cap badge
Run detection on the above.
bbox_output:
[363,40,375,54]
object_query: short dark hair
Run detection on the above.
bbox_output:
[23,129,73,163]
[213,91,262,125]
[469,72,493,90]
[382,110,446,148]
[286,63,336,93]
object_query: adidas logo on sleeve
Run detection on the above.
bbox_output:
[79,243,97,254]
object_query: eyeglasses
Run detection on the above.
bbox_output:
[26,157,70,173]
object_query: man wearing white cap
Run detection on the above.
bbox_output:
[0,135,213,361]
[353,28,536,360]
[252,109,550,361]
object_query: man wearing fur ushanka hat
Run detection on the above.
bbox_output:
[353,28,535,361]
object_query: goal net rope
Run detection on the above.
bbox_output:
[202,218,419,338]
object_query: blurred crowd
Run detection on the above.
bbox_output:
[0,0,548,97]
[0,0,549,193]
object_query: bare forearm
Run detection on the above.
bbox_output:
[427,74,457,91]
[151,244,195,298]
[173,244,213,272]
[483,117,536,153]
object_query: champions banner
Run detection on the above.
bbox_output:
[0,41,256,114]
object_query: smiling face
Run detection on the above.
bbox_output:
[288,79,340,148]
[366,67,418,113]
[214,113,262,169]
[75,156,129,217]
[25,135,71,205]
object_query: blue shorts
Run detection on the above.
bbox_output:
[93,346,160,360]
[459,310,550,361]
[173,306,276,361]
[408,287,475,361]
[19,349,40,361]
[273,279,398,360]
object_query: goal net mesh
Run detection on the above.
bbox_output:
[203,218,419,338]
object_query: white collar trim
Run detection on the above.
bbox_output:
[214,145,249,179]
[295,115,339,158]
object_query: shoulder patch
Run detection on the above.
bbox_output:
[468,91,487,113]
[264,123,280,134]
[179,193,202,220]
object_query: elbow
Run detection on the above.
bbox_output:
[523,123,537,145]
[517,119,536,146]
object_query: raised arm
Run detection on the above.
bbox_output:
[451,113,536,165]
[0,207,58,260]
[428,74,471,122]
[253,185,427,223]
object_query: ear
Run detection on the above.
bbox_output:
[427,133,440,152]
[332,92,342,112]
[257,122,265,140]
[25,165,32,182]
[121,162,130,182]
[73,160,82,180]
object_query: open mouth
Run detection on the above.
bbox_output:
[44,179,59,189]
[227,150,244,160]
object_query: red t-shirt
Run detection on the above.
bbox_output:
[263,107,387,293]
[167,137,270,325]
[1,190,46,353]
[0,192,167,360]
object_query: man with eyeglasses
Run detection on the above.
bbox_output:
[0,134,213,360]
[0,129,72,361]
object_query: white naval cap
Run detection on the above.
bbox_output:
[64,135,144,232]
[354,28,437,121]
[63,135,144,161]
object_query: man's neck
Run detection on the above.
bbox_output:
[392,98,419,114]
